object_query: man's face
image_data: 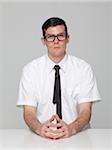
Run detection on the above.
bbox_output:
[42,25,69,58]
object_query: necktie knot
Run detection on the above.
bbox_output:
[54,65,60,72]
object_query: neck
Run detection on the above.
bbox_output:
[48,53,66,64]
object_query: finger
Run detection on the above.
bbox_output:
[53,131,66,140]
[43,125,65,140]
[44,132,55,139]
[61,134,68,139]
[62,131,70,138]
[43,126,49,133]
[48,122,62,128]
[46,122,53,128]
[43,124,59,135]
[54,114,61,121]
[48,115,55,123]
[44,128,63,140]
[53,128,64,134]
[45,116,56,128]
[57,123,62,127]
[57,129,69,139]
[55,114,64,125]
[42,127,55,139]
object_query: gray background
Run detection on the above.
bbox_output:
[0,1,112,129]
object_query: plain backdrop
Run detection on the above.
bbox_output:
[0,1,112,129]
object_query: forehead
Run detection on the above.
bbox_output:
[45,25,65,35]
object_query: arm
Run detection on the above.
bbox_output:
[23,105,41,135]
[69,102,92,134]
[23,105,57,138]
[50,102,92,139]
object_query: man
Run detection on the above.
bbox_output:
[17,17,101,140]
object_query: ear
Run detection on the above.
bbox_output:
[67,35,70,43]
[41,37,46,46]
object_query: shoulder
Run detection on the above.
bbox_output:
[68,55,94,80]
[68,54,91,70]
[22,55,46,73]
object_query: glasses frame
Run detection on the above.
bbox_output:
[44,32,67,42]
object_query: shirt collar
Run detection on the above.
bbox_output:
[45,53,68,73]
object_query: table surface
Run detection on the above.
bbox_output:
[0,129,112,150]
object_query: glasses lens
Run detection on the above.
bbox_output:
[45,33,66,42]
[57,33,66,41]
[46,35,55,42]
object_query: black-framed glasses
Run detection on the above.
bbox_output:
[44,32,67,42]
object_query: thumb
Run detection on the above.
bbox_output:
[54,114,62,122]
[48,115,56,123]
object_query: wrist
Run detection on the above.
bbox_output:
[35,123,42,135]
[69,123,77,135]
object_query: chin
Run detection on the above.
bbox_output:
[54,52,64,58]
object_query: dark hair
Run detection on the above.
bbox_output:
[42,17,68,37]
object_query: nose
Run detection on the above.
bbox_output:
[54,36,59,43]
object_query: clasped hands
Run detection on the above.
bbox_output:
[38,114,74,140]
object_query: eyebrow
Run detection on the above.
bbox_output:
[45,32,65,36]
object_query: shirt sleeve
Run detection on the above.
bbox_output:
[16,65,38,107]
[77,63,101,104]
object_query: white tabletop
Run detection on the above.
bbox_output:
[0,129,112,150]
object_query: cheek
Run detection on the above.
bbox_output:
[46,43,52,50]
[61,43,67,49]
[47,42,54,47]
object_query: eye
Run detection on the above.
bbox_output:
[59,34,65,37]
[47,35,54,38]
[45,35,55,42]
[57,33,66,40]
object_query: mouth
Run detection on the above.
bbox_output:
[53,46,60,49]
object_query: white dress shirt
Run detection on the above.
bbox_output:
[17,54,101,124]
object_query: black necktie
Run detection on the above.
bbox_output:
[53,65,62,119]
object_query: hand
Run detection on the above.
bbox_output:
[50,114,75,139]
[38,114,76,139]
[38,115,58,139]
